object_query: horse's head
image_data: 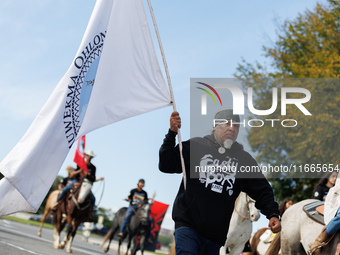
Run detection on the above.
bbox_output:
[137,201,151,226]
[234,192,260,222]
[77,179,92,204]
[247,196,260,222]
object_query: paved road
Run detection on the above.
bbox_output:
[0,217,168,255]
[0,218,115,255]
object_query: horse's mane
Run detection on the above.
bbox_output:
[234,193,240,208]
[264,232,281,255]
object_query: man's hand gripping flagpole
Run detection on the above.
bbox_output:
[146,0,187,189]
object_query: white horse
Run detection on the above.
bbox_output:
[221,192,261,255]
[266,199,340,255]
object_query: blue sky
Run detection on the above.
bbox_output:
[0,0,328,232]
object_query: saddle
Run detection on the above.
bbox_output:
[260,229,276,243]
[303,201,325,225]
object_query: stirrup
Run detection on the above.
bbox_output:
[308,244,325,254]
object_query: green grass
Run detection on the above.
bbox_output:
[147,252,166,255]
[2,215,54,229]
[1,215,105,237]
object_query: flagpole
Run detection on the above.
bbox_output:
[146,0,187,190]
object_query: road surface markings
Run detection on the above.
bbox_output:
[0,240,44,255]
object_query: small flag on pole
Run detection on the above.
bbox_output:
[73,135,87,172]
[145,200,169,251]
[0,0,170,216]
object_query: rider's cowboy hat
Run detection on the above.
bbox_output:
[66,166,76,175]
[85,150,96,158]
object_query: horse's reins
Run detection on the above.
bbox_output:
[234,195,251,222]
[70,177,91,211]
[71,195,91,210]
[129,202,148,222]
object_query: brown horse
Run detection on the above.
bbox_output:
[243,228,269,255]
[53,179,92,253]
[168,238,175,255]
[37,189,60,238]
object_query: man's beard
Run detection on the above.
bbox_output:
[223,139,233,149]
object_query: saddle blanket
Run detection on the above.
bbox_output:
[303,200,324,225]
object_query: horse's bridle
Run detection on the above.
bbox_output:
[70,177,91,210]
[234,195,255,222]
[129,203,149,225]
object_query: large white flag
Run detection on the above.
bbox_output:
[0,0,170,216]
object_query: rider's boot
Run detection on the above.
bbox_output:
[52,195,67,212]
[308,228,333,255]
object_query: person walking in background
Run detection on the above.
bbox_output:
[279,197,293,216]
[312,171,337,201]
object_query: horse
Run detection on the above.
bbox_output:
[169,238,175,255]
[243,227,269,255]
[266,199,340,255]
[220,192,261,255]
[37,189,60,238]
[167,192,260,255]
[53,178,92,253]
[101,201,151,255]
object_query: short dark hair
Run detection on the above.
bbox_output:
[138,179,145,183]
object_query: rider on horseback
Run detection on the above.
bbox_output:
[52,150,104,222]
[52,165,82,210]
[118,179,153,243]
[308,171,339,255]
[81,150,104,221]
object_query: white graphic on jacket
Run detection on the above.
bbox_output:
[198,154,238,195]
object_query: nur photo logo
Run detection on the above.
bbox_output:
[196,82,223,115]
[195,79,312,128]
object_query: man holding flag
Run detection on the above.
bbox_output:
[159,110,281,254]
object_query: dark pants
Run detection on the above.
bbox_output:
[90,191,95,209]
[120,204,139,234]
[120,205,152,238]
[174,226,221,255]
[57,180,78,202]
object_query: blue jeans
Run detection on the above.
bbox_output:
[120,204,139,234]
[57,180,78,202]
[326,207,340,236]
[174,227,221,255]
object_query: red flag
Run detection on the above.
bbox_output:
[145,200,169,251]
[73,135,88,172]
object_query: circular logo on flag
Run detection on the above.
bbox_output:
[63,32,106,148]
